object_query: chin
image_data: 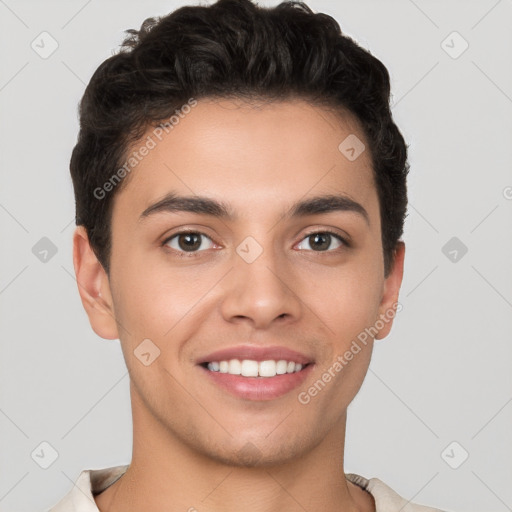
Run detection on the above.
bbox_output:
[194,434,312,469]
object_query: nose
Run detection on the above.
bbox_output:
[219,243,303,329]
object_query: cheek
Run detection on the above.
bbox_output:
[110,255,224,348]
[325,289,381,346]
[321,262,383,399]
[311,260,383,345]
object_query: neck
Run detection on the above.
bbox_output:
[95,381,373,512]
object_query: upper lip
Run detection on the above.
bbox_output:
[196,345,314,365]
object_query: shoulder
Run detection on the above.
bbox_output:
[47,465,129,512]
[346,473,452,512]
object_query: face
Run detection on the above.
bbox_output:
[75,98,404,467]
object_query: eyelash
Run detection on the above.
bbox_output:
[161,229,350,258]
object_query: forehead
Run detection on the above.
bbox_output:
[113,98,378,223]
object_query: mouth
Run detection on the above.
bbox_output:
[196,346,315,401]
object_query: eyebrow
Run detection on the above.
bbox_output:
[139,192,370,226]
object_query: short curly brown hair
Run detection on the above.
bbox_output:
[70,0,409,277]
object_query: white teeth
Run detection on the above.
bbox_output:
[228,359,242,375]
[241,360,259,377]
[205,359,307,378]
[259,360,277,377]
[276,360,288,374]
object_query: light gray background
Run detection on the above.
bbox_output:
[1,1,511,511]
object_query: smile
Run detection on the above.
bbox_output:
[198,360,314,401]
[203,359,306,378]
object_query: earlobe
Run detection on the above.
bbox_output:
[72,226,119,340]
[374,242,405,340]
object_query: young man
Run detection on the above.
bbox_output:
[49,0,450,510]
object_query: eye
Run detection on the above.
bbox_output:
[163,231,216,254]
[296,230,348,252]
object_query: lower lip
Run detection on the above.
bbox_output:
[198,364,314,401]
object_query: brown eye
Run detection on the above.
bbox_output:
[164,232,214,253]
[309,233,331,251]
[178,233,201,251]
[296,231,346,252]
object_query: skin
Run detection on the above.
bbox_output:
[73,98,405,512]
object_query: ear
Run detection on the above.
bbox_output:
[72,226,119,340]
[374,241,405,340]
